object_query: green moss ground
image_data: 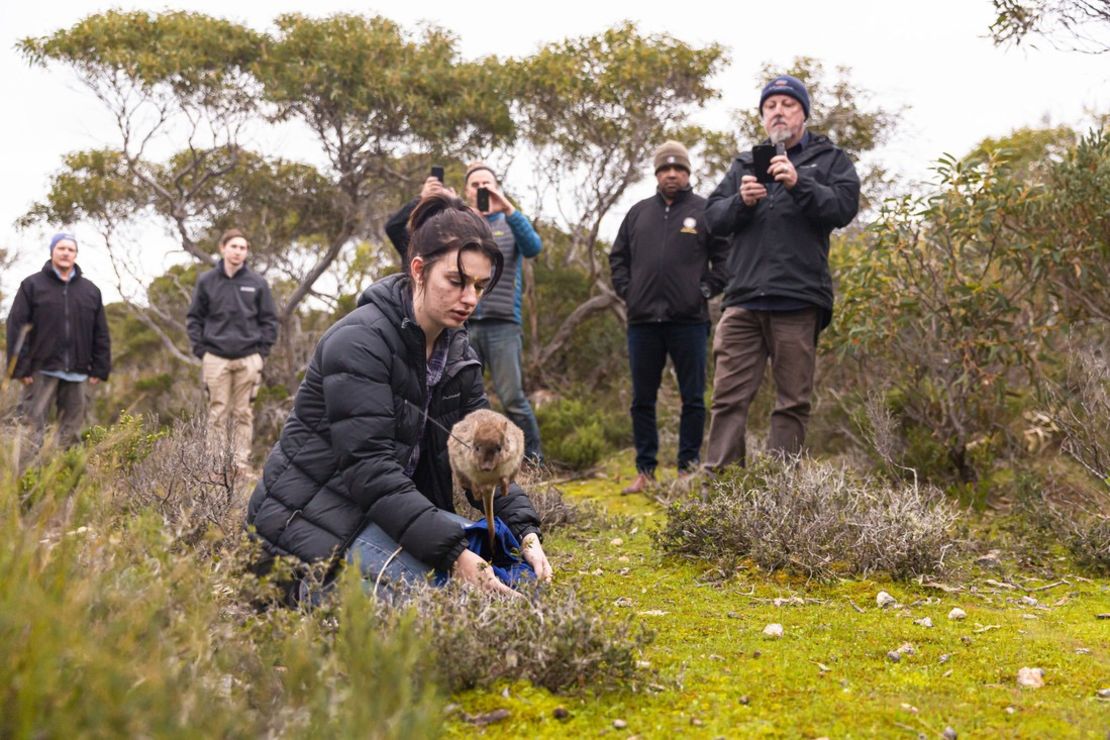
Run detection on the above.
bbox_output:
[445,454,1110,738]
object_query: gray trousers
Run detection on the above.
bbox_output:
[705,307,818,468]
[19,374,88,451]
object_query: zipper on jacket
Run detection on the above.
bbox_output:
[63,279,71,371]
[657,203,670,322]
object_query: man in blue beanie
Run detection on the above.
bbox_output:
[6,232,111,455]
[703,75,860,467]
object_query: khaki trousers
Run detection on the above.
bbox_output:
[202,352,263,468]
[705,307,818,468]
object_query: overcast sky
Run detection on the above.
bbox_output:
[2,0,1108,306]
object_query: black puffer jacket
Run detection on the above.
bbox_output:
[246,273,541,571]
[706,133,860,328]
[5,261,111,380]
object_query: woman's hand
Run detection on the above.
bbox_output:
[521,532,553,582]
[453,548,521,598]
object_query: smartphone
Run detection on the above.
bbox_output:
[476,187,490,212]
[752,145,776,184]
[430,165,444,182]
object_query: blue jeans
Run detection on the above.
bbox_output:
[627,322,709,474]
[468,320,543,461]
[346,511,474,597]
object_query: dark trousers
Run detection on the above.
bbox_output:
[627,321,709,474]
[705,307,818,468]
[19,374,88,450]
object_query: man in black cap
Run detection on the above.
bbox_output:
[609,141,729,493]
[704,75,860,468]
[6,232,111,451]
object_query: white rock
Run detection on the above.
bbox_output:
[613,719,628,729]
[1020,595,1038,606]
[1017,667,1045,688]
[610,537,624,546]
[948,607,967,620]
[876,591,897,608]
[896,642,916,656]
[1096,688,1110,699]
[914,617,934,628]
[762,623,784,638]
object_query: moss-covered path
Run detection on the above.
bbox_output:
[446,457,1110,738]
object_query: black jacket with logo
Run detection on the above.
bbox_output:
[186,261,278,359]
[246,273,541,570]
[705,133,860,328]
[6,261,111,380]
[609,188,730,324]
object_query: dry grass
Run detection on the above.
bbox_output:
[655,456,960,580]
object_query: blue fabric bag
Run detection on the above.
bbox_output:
[435,517,536,588]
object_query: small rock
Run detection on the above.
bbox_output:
[1075,648,1091,655]
[887,651,902,662]
[465,709,511,726]
[691,718,704,727]
[915,617,934,628]
[943,727,958,740]
[1096,688,1110,699]
[727,611,741,619]
[738,695,750,705]
[610,537,624,546]
[897,642,916,656]
[1020,595,1038,607]
[876,591,897,608]
[976,551,1001,567]
[900,702,918,713]
[1017,667,1045,688]
[939,653,951,664]
[948,607,967,620]
[501,687,510,698]
[752,650,762,658]
[553,706,570,721]
[762,623,784,638]
[618,555,630,563]
[960,635,973,645]
[636,660,652,668]
[614,597,633,608]
[1097,613,1110,620]
[613,719,628,729]
[1004,706,1016,715]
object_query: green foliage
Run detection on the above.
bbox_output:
[1,423,444,738]
[990,0,1110,52]
[537,397,628,471]
[832,149,1047,481]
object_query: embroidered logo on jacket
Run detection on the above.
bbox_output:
[680,217,698,235]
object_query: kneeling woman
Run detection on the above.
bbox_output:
[247,194,552,596]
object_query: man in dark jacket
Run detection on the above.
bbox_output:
[246,273,541,574]
[186,228,278,470]
[6,232,110,449]
[704,75,860,467]
[609,141,729,493]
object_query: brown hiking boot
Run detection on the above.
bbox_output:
[621,471,654,495]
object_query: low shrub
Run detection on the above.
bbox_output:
[537,396,628,470]
[654,456,960,580]
[356,579,653,693]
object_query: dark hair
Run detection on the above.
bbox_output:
[406,193,503,294]
[219,228,249,247]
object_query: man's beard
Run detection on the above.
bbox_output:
[769,126,791,146]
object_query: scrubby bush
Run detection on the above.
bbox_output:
[357,581,653,693]
[537,396,628,470]
[654,457,959,580]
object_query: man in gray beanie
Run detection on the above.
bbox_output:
[6,232,111,457]
[703,75,860,468]
[609,141,729,493]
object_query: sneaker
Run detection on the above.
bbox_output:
[621,471,654,495]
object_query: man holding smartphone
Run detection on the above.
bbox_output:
[461,161,545,464]
[703,75,860,468]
